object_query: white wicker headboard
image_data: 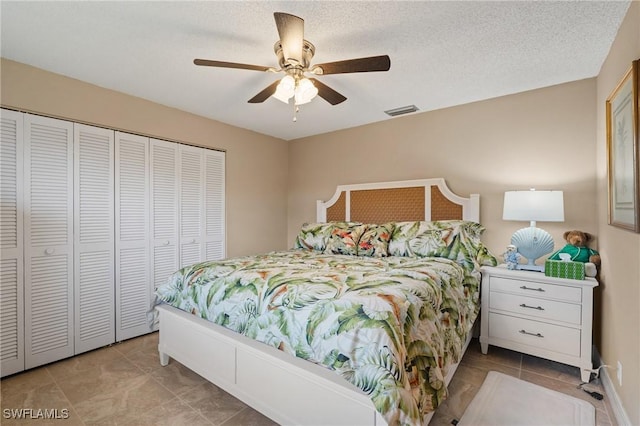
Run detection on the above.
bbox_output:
[316,178,479,223]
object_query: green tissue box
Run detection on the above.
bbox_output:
[544,260,585,280]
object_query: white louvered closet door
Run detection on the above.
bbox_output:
[74,124,114,353]
[204,150,225,261]
[0,109,25,377]
[115,132,151,341]
[150,139,179,297]
[24,114,74,369]
[179,145,204,267]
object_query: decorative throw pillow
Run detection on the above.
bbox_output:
[324,223,367,256]
[294,222,335,251]
[357,223,395,257]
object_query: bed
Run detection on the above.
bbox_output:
[154,178,496,425]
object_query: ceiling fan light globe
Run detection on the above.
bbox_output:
[273,75,295,103]
[272,90,292,104]
[294,88,317,105]
[280,75,295,89]
[294,78,318,105]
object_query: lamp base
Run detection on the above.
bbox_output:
[510,226,555,272]
[516,264,545,272]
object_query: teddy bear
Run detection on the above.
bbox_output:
[548,230,600,276]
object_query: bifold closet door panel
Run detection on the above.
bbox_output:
[24,114,74,369]
[150,139,179,296]
[204,150,225,261]
[179,145,204,267]
[115,132,151,341]
[74,124,115,354]
[0,109,25,377]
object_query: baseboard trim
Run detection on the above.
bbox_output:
[593,347,632,426]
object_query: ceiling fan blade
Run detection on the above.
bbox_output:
[274,12,304,65]
[312,55,391,75]
[194,59,271,72]
[309,78,347,105]
[248,80,281,103]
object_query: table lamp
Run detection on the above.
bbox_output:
[503,189,564,272]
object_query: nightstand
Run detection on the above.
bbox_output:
[480,265,599,382]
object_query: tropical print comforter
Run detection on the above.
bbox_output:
[155,249,481,425]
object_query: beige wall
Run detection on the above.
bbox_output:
[288,78,598,256]
[0,58,290,258]
[595,2,640,424]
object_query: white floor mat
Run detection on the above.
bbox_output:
[458,371,595,426]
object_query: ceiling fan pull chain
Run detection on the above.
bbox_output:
[293,103,299,122]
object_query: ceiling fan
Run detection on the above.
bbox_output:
[194,12,391,109]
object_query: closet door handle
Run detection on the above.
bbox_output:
[44,248,55,255]
[163,240,170,246]
[520,285,545,292]
[519,303,544,311]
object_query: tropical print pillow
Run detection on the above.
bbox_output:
[388,221,429,257]
[424,221,497,270]
[357,223,395,257]
[389,220,497,270]
[408,228,451,256]
[294,222,336,251]
[324,223,367,255]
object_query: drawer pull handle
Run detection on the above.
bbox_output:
[519,329,544,338]
[520,285,545,292]
[519,303,544,311]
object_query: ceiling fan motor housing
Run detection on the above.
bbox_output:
[274,40,315,70]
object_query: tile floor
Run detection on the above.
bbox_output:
[1,333,616,425]
[430,339,615,426]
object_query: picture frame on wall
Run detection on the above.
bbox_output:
[606,59,640,233]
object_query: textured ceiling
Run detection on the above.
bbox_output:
[0,1,631,141]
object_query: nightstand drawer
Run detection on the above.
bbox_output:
[489,313,580,357]
[491,276,581,302]
[489,292,581,325]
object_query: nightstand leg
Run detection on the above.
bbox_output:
[480,339,488,354]
[159,350,170,366]
[581,369,591,383]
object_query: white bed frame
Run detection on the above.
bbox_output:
[157,178,480,425]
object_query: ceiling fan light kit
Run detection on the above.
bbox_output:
[193,12,391,120]
[273,75,318,106]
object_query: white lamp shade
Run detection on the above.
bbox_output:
[503,190,564,222]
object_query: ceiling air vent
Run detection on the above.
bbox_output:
[384,105,419,117]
